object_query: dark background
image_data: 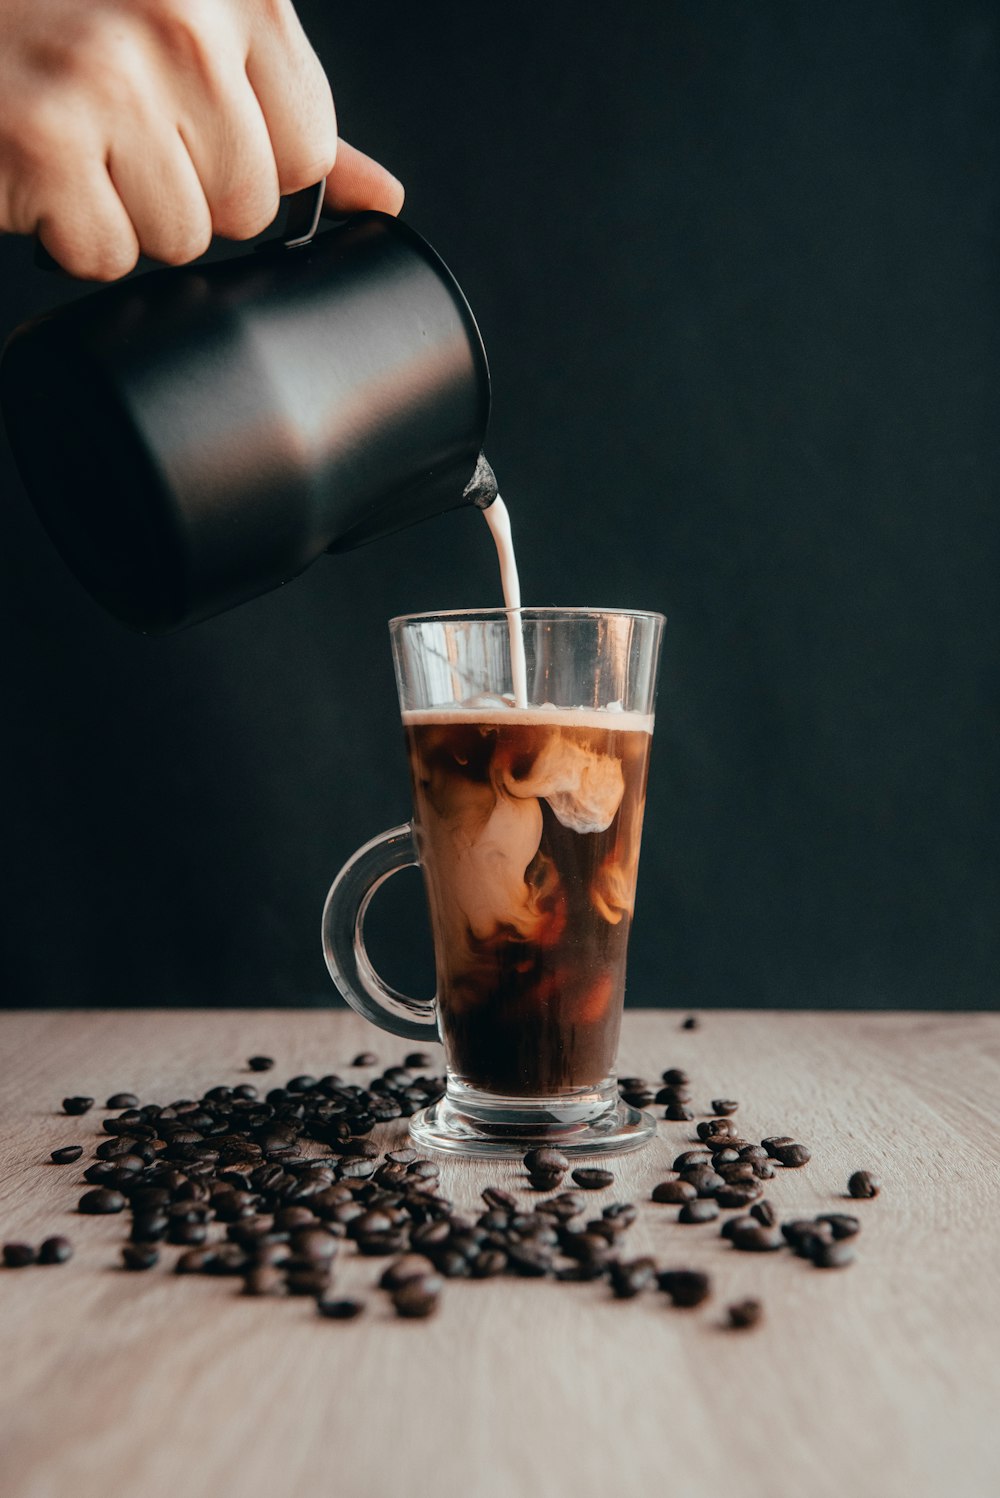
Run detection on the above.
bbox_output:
[0,1,997,1011]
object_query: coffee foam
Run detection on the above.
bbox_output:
[402,706,654,734]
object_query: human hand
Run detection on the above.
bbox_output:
[0,0,404,280]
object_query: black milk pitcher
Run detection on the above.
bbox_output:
[0,185,496,633]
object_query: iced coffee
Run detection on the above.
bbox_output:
[403,705,653,1096]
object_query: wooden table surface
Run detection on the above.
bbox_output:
[1,1009,997,1498]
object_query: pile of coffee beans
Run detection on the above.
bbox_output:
[2,1048,882,1334]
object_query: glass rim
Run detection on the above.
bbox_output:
[389,605,666,631]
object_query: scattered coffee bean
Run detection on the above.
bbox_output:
[715,1181,763,1209]
[174,1248,217,1274]
[728,1298,763,1329]
[750,1199,777,1228]
[50,1146,84,1164]
[242,1266,286,1297]
[318,1297,365,1319]
[385,1148,418,1166]
[571,1168,614,1191]
[772,1142,811,1168]
[379,1254,436,1291]
[682,1166,725,1197]
[697,1118,736,1141]
[481,1186,517,1212]
[681,1016,699,1029]
[813,1240,856,1269]
[710,1099,738,1115]
[3,1242,36,1267]
[651,1179,696,1205]
[524,1148,569,1174]
[404,1053,433,1069]
[106,1093,140,1109]
[471,1249,508,1278]
[659,1268,710,1306]
[62,1097,94,1115]
[392,1274,442,1318]
[761,1136,795,1158]
[673,1150,711,1171]
[527,1171,565,1192]
[720,1214,756,1242]
[122,1243,159,1270]
[78,1187,126,1214]
[664,1103,695,1121]
[678,1199,719,1224]
[352,1052,378,1067]
[731,1223,783,1252]
[247,1056,275,1072]
[661,1068,689,1087]
[816,1213,861,1239]
[36,1235,73,1264]
[848,1170,881,1199]
[609,1257,658,1298]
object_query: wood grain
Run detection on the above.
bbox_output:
[1,1009,997,1498]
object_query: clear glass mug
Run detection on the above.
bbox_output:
[322,607,664,1156]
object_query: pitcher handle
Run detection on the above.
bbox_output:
[321,823,439,1042]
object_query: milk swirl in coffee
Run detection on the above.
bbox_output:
[399,501,653,1096]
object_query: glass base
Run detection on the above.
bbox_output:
[408,1078,656,1159]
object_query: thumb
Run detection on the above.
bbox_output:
[325,139,404,216]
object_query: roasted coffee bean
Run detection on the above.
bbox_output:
[678,1199,719,1224]
[731,1223,783,1252]
[122,1243,160,1270]
[664,1103,694,1121]
[659,1268,710,1307]
[848,1170,881,1199]
[404,1052,433,1069]
[571,1168,614,1191]
[273,1206,315,1232]
[50,1145,84,1164]
[106,1092,140,1109]
[248,1056,275,1072]
[661,1068,689,1087]
[471,1249,508,1278]
[681,1016,699,1030]
[609,1257,658,1298]
[620,1088,656,1108]
[524,1148,569,1174]
[356,1230,409,1257]
[130,1212,169,1243]
[429,1247,471,1278]
[37,1235,73,1264]
[751,1161,776,1180]
[287,1265,332,1296]
[286,1075,317,1092]
[728,1298,763,1329]
[62,1096,94,1115]
[242,1265,286,1296]
[711,1099,738,1115]
[3,1242,36,1267]
[352,1052,378,1067]
[720,1214,756,1241]
[750,1199,777,1228]
[506,1244,553,1277]
[603,1202,638,1227]
[706,1136,751,1155]
[712,1148,741,1167]
[318,1297,365,1319]
[816,1213,861,1239]
[175,1247,215,1274]
[232,1084,259,1101]
[584,1220,619,1245]
[651,1180,696,1205]
[386,1148,418,1166]
[290,1227,339,1262]
[379,1254,436,1290]
[681,1166,725,1197]
[392,1275,442,1318]
[481,1186,518,1212]
[205,1244,250,1276]
[813,1240,856,1269]
[761,1136,796,1158]
[560,1230,611,1264]
[781,1219,832,1251]
[673,1150,711,1172]
[697,1118,736,1141]
[772,1142,811,1168]
[78,1187,126,1214]
[411,1220,452,1249]
[715,1182,763,1209]
[406,1159,440,1181]
[168,1220,208,1247]
[655,1086,692,1105]
[739,1145,769,1162]
[717,1162,757,1183]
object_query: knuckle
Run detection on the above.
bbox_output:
[145,0,221,81]
[211,184,280,240]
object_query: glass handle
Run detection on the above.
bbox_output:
[321,823,439,1042]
